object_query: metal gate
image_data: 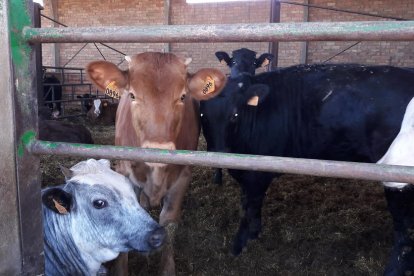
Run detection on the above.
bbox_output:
[2,1,414,274]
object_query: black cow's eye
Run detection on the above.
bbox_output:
[93,199,108,209]
[129,93,135,100]
[180,94,186,102]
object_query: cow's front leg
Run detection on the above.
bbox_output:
[231,172,272,255]
[159,166,191,276]
[213,168,223,185]
[384,186,414,276]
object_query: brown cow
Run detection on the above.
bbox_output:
[87,52,226,275]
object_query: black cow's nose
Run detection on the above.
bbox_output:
[148,227,166,249]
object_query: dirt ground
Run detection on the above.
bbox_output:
[41,116,393,276]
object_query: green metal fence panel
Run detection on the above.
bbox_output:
[0,0,44,274]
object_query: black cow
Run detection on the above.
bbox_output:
[39,120,94,144]
[43,74,62,116]
[210,48,274,185]
[215,48,274,77]
[200,63,414,275]
[77,93,97,113]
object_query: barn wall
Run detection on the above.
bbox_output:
[169,0,271,74]
[279,0,414,66]
[40,0,55,67]
[40,0,414,76]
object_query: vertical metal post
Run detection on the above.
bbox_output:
[164,0,171,53]
[35,2,44,108]
[0,0,44,274]
[269,0,280,69]
[300,0,309,64]
[0,0,23,273]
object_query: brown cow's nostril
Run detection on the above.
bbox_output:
[148,227,166,249]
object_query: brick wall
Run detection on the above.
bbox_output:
[278,0,307,67]
[287,0,414,66]
[40,0,55,67]
[170,0,271,74]
[41,0,414,74]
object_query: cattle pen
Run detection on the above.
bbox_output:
[2,0,414,274]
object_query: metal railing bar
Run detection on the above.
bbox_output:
[27,139,414,184]
[40,14,127,56]
[43,65,84,71]
[24,21,414,43]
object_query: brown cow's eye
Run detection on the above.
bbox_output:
[180,94,186,102]
[129,93,135,100]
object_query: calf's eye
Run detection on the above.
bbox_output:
[129,93,135,100]
[180,94,186,102]
[93,199,108,209]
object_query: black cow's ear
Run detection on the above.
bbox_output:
[256,53,274,68]
[215,51,231,66]
[42,188,72,215]
[244,84,269,107]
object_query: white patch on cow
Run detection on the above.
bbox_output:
[68,159,135,199]
[238,82,243,88]
[378,98,414,189]
[200,113,203,117]
[184,57,192,66]
[322,90,333,102]
[67,159,157,272]
[93,99,102,116]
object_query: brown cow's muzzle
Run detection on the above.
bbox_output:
[142,141,176,167]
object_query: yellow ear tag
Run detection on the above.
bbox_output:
[105,81,120,99]
[53,199,68,214]
[202,76,215,95]
[247,95,259,106]
[261,58,270,67]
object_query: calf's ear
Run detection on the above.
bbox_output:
[42,188,73,215]
[59,164,73,181]
[244,84,269,107]
[215,51,231,66]
[86,61,128,99]
[188,68,227,101]
[256,53,274,68]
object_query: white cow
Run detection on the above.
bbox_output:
[377,98,414,275]
[42,159,165,275]
[378,97,414,188]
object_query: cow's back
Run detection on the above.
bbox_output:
[234,64,414,163]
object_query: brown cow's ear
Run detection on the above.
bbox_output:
[86,61,128,98]
[187,68,227,101]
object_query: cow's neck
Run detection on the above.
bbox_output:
[43,207,94,275]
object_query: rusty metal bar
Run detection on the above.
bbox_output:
[27,138,414,184]
[23,21,414,43]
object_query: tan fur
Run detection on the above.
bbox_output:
[87,52,226,276]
